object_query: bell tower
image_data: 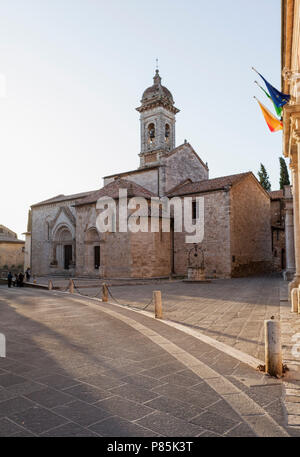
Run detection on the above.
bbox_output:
[136,70,180,168]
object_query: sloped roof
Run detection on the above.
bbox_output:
[167,172,254,197]
[75,178,156,207]
[103,165,158,179]
[164,142,209,171]
[269,190,284,200]
[31,190,96,208]
[0,225,23,243]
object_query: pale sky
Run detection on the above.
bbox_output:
[0,0,285,238]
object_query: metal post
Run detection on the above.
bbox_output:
[291,288,298,312]
[69,279,74,294]
[102,283,108,302]
[264,320,282,377]
[48,280,53,291]
[153,290,163,319]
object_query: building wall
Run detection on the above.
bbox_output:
[104,168,158,195]
[163,144,208,194]
[0,242,24,269]
[230,176,272,277]
[130,223,171,278]
[24,234,31,270]
[272,228,286,271]
[173,190,232,278]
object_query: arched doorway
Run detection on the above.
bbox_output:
[52,225,75,271]
[84,228,101,274]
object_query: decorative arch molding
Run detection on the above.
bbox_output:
[83,226,102,274]
[50,221,76,270]
[49,207,76,238]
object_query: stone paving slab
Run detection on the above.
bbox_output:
[0,285,292,437]
[59,275,281,362]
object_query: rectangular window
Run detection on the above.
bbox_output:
[94,246,100,270]
[192,201,197,220]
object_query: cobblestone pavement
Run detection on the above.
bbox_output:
[57,275,281,362]
[0,285,292,437]
[278,281,300,432]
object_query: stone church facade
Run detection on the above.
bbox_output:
[29,70,272,278]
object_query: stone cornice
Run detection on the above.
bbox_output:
[136,101,180,114]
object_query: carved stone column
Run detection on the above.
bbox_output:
[284,186,295,279]
[289,151,300,291]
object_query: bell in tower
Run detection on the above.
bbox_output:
[136,69,180,168]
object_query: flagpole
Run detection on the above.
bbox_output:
[254,80,261,89]
[252,67,260,75]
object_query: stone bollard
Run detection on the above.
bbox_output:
[48,280,53,291]
[264,320,282,377]
[153,290,163,319]
[291,288,298,313]
[102,283,108,302]
[69,279,74,294]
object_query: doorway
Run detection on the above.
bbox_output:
[64,245,72,270]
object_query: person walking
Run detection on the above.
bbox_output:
[25,268,31,282]
[13,273,18,287]
[18,272,24,287]
[7,272,12,288]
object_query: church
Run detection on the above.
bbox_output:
[29,70,272,279]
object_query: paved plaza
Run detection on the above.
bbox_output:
[0,283,296,437]
[38,275,282,361]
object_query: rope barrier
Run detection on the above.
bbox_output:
[73,281,103,299]
[55,279,153,312]
[107,284,153,311]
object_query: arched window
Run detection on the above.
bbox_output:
[165,123,170,142]
[148,123,155,144]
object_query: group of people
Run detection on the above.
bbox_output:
[7,268,31,288]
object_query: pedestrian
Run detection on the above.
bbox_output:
[7,271,12,288]
[25,268,31,282]
[13,273,18,287]
[18,272,24,287]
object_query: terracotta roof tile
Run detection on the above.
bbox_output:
[167,172,253,196]
[269,190,284,200]
[75,178,155,206]
[31,190,96,208]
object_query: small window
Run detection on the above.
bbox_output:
[94,246,100,269]
[192,201,197,220]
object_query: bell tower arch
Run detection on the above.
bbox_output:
[136,70,179,168]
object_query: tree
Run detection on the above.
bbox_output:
[279,157,290,189]
[258,163,271,191]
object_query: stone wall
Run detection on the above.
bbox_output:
[230,176,272,277]
[272,228,286,271]
[104,168,159,195]
[130,223,171,278]
[163,143,208,194]
[173,190,232,278]
[0,242,24,269]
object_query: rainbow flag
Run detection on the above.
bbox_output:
[255,97,283,132]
